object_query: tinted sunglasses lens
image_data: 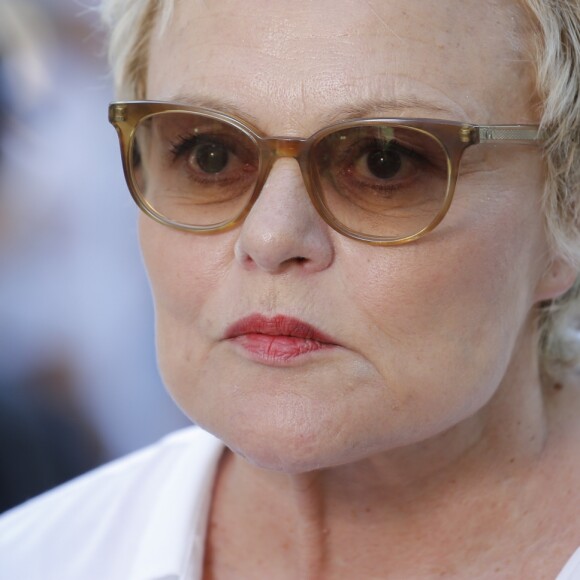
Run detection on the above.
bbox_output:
[131,112,260,228]
[311,125,450,239]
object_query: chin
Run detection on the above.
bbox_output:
[226,437,351,474]
[197,403,414,474]
[194,403,366,474]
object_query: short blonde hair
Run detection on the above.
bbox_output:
[101,0,580,380]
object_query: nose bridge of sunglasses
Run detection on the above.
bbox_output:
[264,137,308,160]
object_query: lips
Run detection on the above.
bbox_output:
[224,314,337,362]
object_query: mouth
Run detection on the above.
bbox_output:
[224,314,338,363]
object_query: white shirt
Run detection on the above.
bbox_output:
[0,427,223,580]
[0,426,578,580]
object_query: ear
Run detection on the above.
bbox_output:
[534,256,578,302]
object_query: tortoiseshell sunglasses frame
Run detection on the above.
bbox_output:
[109,101,541,245]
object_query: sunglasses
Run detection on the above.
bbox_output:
[109,101,541,245]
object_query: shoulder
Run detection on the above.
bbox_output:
[0,426,224,580]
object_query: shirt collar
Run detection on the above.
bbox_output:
[128,428,225,580]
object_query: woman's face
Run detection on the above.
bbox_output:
[143,0,568,471]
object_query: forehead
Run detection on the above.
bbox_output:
[147,0,536,131]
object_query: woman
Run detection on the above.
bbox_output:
[1,0,580,578]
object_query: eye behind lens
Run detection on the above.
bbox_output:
[310,123,450,240]
[131,111,260,229]
[366,149,402,180]
[195,142,230,174]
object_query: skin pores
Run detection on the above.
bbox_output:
[141,0,574,474]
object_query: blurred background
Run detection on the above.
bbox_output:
[0,0,188,512]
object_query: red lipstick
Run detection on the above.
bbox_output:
[224,314,337,363]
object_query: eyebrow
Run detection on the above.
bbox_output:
[324,96,465,125]
[165,93,465,129]
[166,94,262,124]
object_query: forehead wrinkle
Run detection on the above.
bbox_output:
[150,0,538,131]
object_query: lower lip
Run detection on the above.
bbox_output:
[230,333,334,363]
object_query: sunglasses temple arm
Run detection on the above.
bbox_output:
[476,125,541,143]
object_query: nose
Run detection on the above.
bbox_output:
[234,159,334,274]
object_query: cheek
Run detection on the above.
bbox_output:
[139,216,234,393]
[348,158,548,339]
[339,182,546,411]
[139,217,225,316]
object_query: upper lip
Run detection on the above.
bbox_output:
[224,314,337,344]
